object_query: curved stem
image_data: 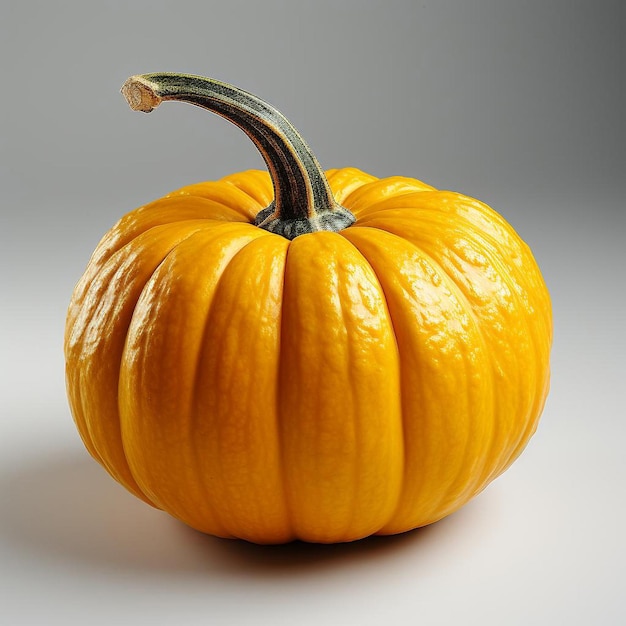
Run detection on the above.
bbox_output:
[121,73,355,238]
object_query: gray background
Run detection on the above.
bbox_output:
[1,1,624,624]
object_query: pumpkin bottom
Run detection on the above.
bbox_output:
[124,464,497,545]
[165,495,477,545]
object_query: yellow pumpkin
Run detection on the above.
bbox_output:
[65,73,552,544]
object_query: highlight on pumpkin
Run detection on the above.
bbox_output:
[64,72,552,544]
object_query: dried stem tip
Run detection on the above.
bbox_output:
[121,76,162,113]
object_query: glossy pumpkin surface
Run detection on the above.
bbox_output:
[65,166,551,543]
[65,74,552,544]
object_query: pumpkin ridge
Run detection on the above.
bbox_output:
[132,196,251,227]
[82,198,250,285]
[117,223,265,517]
[248,236,294,543]
[185,239,241,538]
[410,214,544,486]
[219,169,274,211]
[275,232,403,542]
[333,231,404,540]
[461,233,547,482]
[331,233,405,541]
[360,212,546,494]
[343,225,497,523]
[358,212,512,496]
[351,191,448,221]
[183,229,275,537]
[376,219,513,501]
[344,177,438,220]
[117,216,239,257]
[166,180,264,221]
[337,229,407,534]
[73,221,217,506]
[451,215,553,453]
[355,190,543,289]
[455,205,553,370]
[117,222,234,505]
[68,218,231,345]
[353,190,516,228]
[325,167,379,206]
[188,233,291,541]
[345,222,493,376]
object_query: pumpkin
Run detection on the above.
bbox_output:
[65,73,552,544]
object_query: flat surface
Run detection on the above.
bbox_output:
[2,2,624,625]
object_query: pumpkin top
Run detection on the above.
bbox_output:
[121,73,356,240]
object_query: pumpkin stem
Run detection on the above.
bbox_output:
[121,73,355,239]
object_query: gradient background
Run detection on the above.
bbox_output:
[1,1,624,624]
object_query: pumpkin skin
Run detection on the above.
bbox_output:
[65,74,552,544]
[65,167,552,544]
